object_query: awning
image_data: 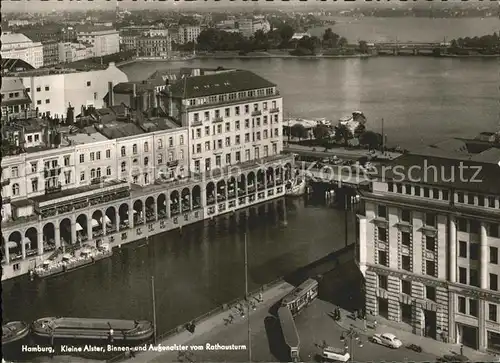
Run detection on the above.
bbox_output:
[23,237,31,244]
[91,219,99,228]
[7,241,17,249]
[101,215,111,224]
[76,223,83,231]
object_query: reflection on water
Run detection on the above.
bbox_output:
[3,196,355,361]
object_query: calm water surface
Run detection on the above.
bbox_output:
[122,56,498,149]
[3,198,355,337]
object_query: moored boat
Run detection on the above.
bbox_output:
[32,317,154,341]
[2,321,30,345]
[285,177,307,197]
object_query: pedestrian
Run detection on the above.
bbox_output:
[460,344,464,355]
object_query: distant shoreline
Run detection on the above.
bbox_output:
[116,52,500,66]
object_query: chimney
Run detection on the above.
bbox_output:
[108,82,114,107]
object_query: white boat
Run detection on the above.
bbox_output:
[285,177,307,197]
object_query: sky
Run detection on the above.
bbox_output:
[1,0,483,14]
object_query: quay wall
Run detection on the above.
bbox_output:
[1,156,294,281]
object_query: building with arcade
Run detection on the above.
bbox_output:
[0,67,292,281]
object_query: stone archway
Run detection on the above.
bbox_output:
[133,200,144,225]
[181,188,191,212]
[91,210,104,238]
[60,218,72,246]
[247,172,256,193]
[43,222,56,250]
[206,182,215,206]
[157,194,167,219]
[284,163,292,181]
[275,166,283,185]
[192,186,201,209]
[105,206,117,233]
[216,180,226,202]
[24,227,38,256]
[76,214,88,243]
[7,231,22,260]
[146,196,156,222]
[238,174,246,196]
[267,167,275,187]
[227,177,236,199]
[170,190,180,216]
[257,169,265,191]
[118,203,130,230]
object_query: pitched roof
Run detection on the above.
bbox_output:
[113,81,156,94]
[1,32,33,45]
[1,58,35,73]
[167,70,276,99]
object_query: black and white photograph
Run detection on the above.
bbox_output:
[1,0,499,362]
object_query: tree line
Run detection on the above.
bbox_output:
[448,33,500,55]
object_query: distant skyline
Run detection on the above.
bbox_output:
[1,0,487,14]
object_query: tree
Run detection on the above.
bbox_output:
[313,124,330,141]
[291,124,308,140]
[359,131,383,150]
[279,24,295,46]
[334,124,352,145]
[322,28,340,48]
[358,40,369,54]
[353,123,366,138]
[338,37,348,48]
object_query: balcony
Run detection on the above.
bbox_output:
[192,120,202,127]
[45,183,62,195]
[212,116,223,123]
[251,110,262,116]
[167,160,179,168]
[269,107,280,113]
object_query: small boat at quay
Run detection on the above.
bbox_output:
[32,317,154,342]
[285,177,307,197]
[2,321,30,344]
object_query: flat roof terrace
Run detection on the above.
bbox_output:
[30,180,129,209]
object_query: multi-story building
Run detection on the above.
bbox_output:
[137,36,172,58]
[120,34,138,53]
[3,62,128,120]
[1,32,44,68]
[237,19,271,38]
[358,152,500,352]
[161,69,283,173]
[1,78,36,122]
[42,41,60,67]
[58,42,94,63]
[176,26,201,45]
[76,27,120,57]
[1,68,293,281]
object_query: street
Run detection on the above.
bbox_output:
[147,298,436,363]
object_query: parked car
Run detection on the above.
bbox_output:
[406,343,423,353]
[370,333,403,349]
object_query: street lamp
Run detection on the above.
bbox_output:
[340,328,363,361]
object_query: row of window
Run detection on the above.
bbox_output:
[456,296,500,323]
[11,171,72,195]
[192,115,280,137]
[377,274,437,301]
[193,129,280,153]
[458,266,499,290]
[191,101,279,122]
[377,205,499,237]
[387,182,499,209]
[187,88,277,108]
[377,248,437,276]
[193,144,278,172]
[458,242,499,262]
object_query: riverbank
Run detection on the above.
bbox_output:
[107,278,295,363]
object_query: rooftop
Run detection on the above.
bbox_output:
[1,32,33,45]
[1,59,35,74]
[113,81,156,95]
[377,153,500,195]
[1,77,27,93]
[4,62,117,77]
[166,69,277,99]
[76,26,118,34]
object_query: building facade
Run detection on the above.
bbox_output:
[58,42,94,63]
[1,32,44,68]
[358,153,500,352]
[137,36,172,57]
[76,28,120,57]
[3,63,128,120]
[162,69,284,173]
[42,41,60,67]
[177,26,201,45]
[1,78,36,122]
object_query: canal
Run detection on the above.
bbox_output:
[2,196,356,340]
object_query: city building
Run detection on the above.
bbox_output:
[137,35,172,58]
[42,41,60,67]
[358,151,500,353]
[119,33,139,53]
[176,26,201,45]
[2,62,128,120]
[58,42,94,63]
[237,19,271,38]
[161,69,284,172]
[1,78,36,122]
[76,27,120,57]
[1,32,44,68]
[0,68,292,281]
